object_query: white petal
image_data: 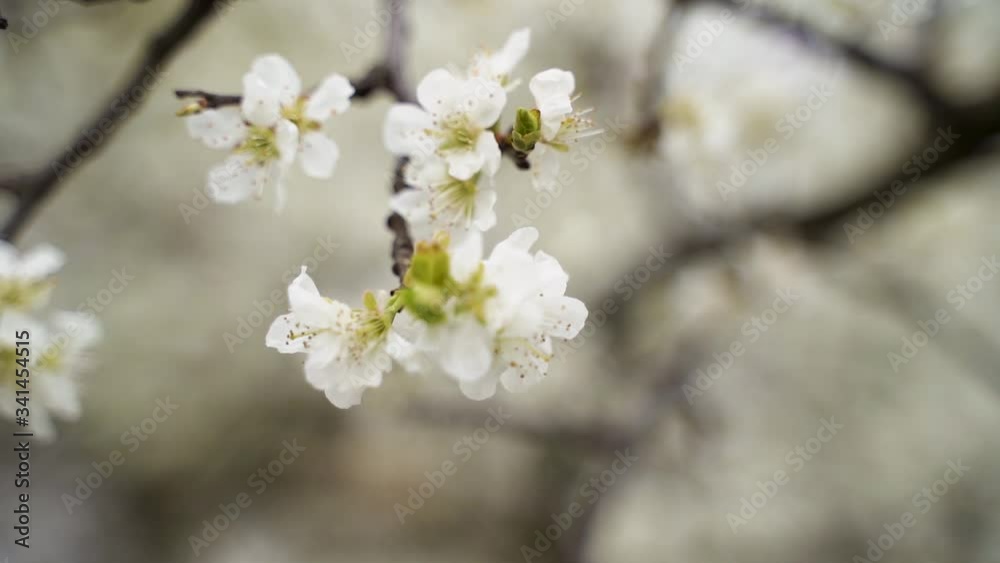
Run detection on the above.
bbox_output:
[242,74,282,128]
[265,313,309,354]
[324,383,366,409]
[446,150,485,181]
[206,155,260,205]
[287,267,351,329]
[275,119,299,167]
[250,54,301,104]
[459,374,499,401]
[472,189,497,232]
[461,77,507,129]
[434,318,493,381]
[499,340,549,393]
[29,406,56,443]
[533,250,569,297]
[305,73,355,121]
[490,28,531,77]
[530,69,575,136]
[18,244,64,279]
[185,108,247,150]
[50,310,102,355]
[0,241,18,272]
[449,229,483,283]
[383,104,435,157]
[529,144,562,192]
[299,132,339,179]
[494,227,539,256]
[476,130,502,177]
[417,68,464,114]
[542,296,588,339]
[36,375,81,420]
[389,189,432,237]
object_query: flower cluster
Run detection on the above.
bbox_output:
[180,30,596,407]
[0,242,101,440]
[184,55,354,211]
[383,29,600,241]
[266,227,586,405]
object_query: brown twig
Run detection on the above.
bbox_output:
[388,158,414,284]
[0,0,219,241]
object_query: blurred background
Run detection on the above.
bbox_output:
[1,0,999,561]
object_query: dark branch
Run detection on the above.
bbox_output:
[172,59,413,112]
[496,130,532,169]
[174,89,242,110]
[0,0,219,241]
[388,158,414,285]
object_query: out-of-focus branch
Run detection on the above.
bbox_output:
[0,0,219,241]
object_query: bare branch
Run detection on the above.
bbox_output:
[0,0,220,241]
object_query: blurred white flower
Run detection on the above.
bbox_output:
[527,69,599,192]
[0,241,64,310]
[0,310,101,442]
[392,228,587,400]
[467,28,531,89]
[383,68,506,181]
[266,268,404,408]
[390,158,497,242]
[186,54,354,211]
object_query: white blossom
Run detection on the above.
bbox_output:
[468,28,532,89]
[265,268,404,408]
[527,69,600,192]
[389,158,498,242]
[0,310,101,442]
[383,67,506,181]
[186,54,354,211]
[0,241,64,310]
[391,228,588,400]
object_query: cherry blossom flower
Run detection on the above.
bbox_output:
[266,267,406,408]
[0,241,64,310]
[186,54,354,210]
[391,228,588,400]
[467,28,531,89]
[389,157,498,242]
[0,310,101,442]
[383,67,506,181]
[526,69,600,192]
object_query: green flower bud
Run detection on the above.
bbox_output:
[512,108,542,152]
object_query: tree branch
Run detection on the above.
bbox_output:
[0,0,219,242]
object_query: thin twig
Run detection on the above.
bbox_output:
[0,0,219,241]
